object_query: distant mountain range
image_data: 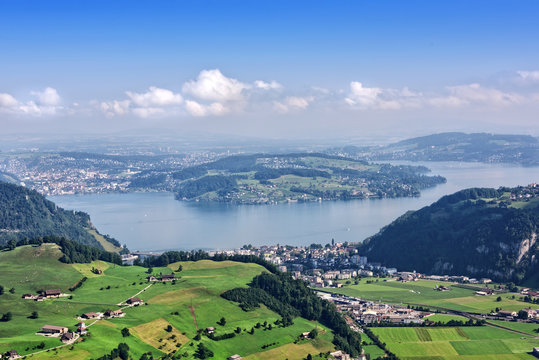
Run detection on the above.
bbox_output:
[0,181,120,250]
[360,185,539,285]
[330,132,539,166]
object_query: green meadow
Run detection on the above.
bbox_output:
[0,245,335,359]
[331,278,532,314]
[372,326,539,359]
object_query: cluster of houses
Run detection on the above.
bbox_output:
[319,292,432,325]
[22,289,67,301]
[495,308,539,320]
[39,325,78,344]
[329,350,367,360]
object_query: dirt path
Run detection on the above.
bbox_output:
[189,305,198,330]
[118,282,154,305]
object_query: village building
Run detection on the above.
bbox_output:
[42,289,62,298]
[227,355,242,360]
[61,332,75,343]
[21,293,35,300]
[126,297,143,306]
[205,327,215,334]
[104,309,124,318]
[81,312,101,319]
[41,325,69,335]
[3,350,21,359]
[160,274,176,281]
[145,275,157,282]
[497,310,517,317]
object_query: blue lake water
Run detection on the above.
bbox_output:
[49,162,539,251]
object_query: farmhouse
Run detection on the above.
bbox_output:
[3,350,21,359]
[41,325,69,335]
[22,293,35,299]
[146,275,157,281]
[161,274,176,281]
[227,355,242,360]
[104,309,124,318]
[126,297,143,306]
[206,327,215,334]
[43,289,62,298]
[61,332,75,343]
[81,312,101,319]
[498,310,517,317]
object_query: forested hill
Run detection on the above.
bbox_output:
[0,181,120,250]
[330,132,539,166]
[360,185,539,284]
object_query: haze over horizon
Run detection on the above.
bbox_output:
[1,0,539,139]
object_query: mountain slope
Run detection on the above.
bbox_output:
[331,132,539,166]
[360,186,539,283]
[0,181,119,250]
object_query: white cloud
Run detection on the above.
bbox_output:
[132,107,166,118]
[100,100,131,117]
[30,87,61,106]
[517,70,539,83]
[0,93,18,107]
[182,69,249,102]
[274,96,314,113]
[126,86,183,107]
[430,83,523,107]
[345,82,422,110]
[254,80,282,90]
[185,100,228,117]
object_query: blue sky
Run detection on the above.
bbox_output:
[1,0,538,138]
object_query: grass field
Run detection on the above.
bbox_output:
[0,245,335,359]
[330,278,532,314]
[372,326,539,359]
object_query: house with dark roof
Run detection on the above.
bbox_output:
[126,297,143,306]
[3,350,21,359]
[43,289,62,298]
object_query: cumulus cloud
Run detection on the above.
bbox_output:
[126,86,183,107]
[185,100,228,117]
[100,100,131,117]
[30,87,61,106]
[183,69,249,102]
[254,80,282,90]
[274,96,314,113]
[345,82,422,110]
[0,93,18,107]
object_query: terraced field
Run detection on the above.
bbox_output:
[372,326,539,359]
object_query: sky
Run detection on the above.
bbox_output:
[1,0,538,140]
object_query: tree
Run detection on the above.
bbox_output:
[147,267,153,274]
[0,285,3,295]
[30,311,39,319]
[194,343,213,359]
[177,265,183,272]
[118,343,129,360]
[517,310,529,319]
[9,287,15,294]
[496,296,502,302]
[218,317,226,326]
[309,328,319,339]
[1,312,12,322]
[121,327,130,337]
[306,354,313,360]
[165,325,173,332]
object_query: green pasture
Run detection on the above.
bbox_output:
[0,245,335,359]
[330,278,532,314]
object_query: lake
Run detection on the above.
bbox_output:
[49,162,539,251]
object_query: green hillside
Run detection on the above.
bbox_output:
[0,181,120,251]
[0,244,336,360]
[361,186,539,284]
